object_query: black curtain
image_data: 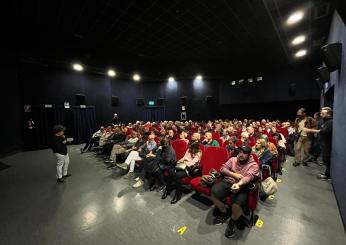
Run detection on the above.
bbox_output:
[72,106,97,144]
[23,105,97,150]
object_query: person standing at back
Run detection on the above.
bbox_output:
[303,107,333,180]
[51,125,72,183]
[293,108,316,167]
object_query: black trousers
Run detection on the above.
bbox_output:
[322,147,331,178]
[165,168,189,192]
[83,137,99,151]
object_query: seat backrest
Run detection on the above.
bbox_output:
[201,146,228,175]
[222,141,229,148]
[252,153,259,165]
[212,132,221,139]
[171,139,189,160]
[215,138,223,147]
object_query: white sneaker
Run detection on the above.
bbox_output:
[133,180,144,188]
[135,177,140,181]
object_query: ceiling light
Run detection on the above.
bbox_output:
[287,11,304,25]
[295,49,307,58]
[248,78,253,83]
[168,76,175,82]
[72,63,83,71]
[133,74,141,81]
[292,35,306,45]
[256,76,263,81]
[107,69,116,77]
[195,75,203,80]
[231,81,236,86]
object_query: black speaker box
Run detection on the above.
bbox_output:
[315,78,323,89]
[136,98,144,106]
[157,98,165,105]
[181,96,187,106]
[206,96,214,104]
[321,43,342,72]
[75,93,86,105]
[317,66,330,82]
[112,96,119,106]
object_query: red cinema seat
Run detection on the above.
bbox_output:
[172,139,189,161]
[190,147,228,195]
[212,132,221,139]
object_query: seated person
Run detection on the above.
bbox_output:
[236,132,249,147]
[167,129,177,141]
[252,139,273,166]
[261,134,278,156]
[81,126,104,153]
[105,131,139,166]
[133,137,176,189]
[210,145,259,238]
[178,130,189,144]
[190,132,201,144]
[220,129,231,143]
[119,134,157,179]
[101,127,126,156]
[162,142,202,204]
[202,132,220,147]
[225,136,239,157]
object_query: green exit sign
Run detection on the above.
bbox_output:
[148,101,155,106]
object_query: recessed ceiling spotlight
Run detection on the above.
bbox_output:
[195,75,203,80]
[238,79,244,84]
[107,69,116,77]
[231,81,236,86]
[248,78,253,83]
[295,49,307,58]
[168,76,175,82]
[292,35,306,45]
[286,10,304,25]
[256,76,263,81]
[133,74,141,81]
[72,63,84,71]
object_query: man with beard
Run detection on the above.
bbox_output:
[303,107,333,180]
[210,145,259,238]
[293,108,316,166]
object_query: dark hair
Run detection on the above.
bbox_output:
[228,136,238,143]
[160,137,170,147]
[189,142,200,155]
[53,125,66,134]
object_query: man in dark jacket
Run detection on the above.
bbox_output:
[303,107,333,180]
[51,125,72,183]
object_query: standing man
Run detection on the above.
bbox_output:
[303,107,333,180]
[293,108,316,166]
[112,113,120,126]
[51,125,72,183]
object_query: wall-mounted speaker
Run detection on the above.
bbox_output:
[317,66,330,82]
[181,96,187,106]
[157,98,165,105]
[288,83,296,96]
[75,93,86,105]
[136,98,144,106]
[315,78,323,90]
[321,42,342,72]
[112,96,119,106]
[206,96,214,104]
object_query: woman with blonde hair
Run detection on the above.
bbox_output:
[252,139,273,166]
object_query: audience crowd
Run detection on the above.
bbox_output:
[79,108,330,238]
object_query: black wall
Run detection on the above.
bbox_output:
[18,61,321,126]
[1,63,22,155]
[326,10,346,230]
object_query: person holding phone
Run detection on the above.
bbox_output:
[51,125,72,183]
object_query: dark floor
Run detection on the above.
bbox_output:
[0,145,345,245]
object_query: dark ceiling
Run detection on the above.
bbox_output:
[13,0,334,77]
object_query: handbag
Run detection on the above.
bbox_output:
[260,177,278,195]
[199,169,221,187]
